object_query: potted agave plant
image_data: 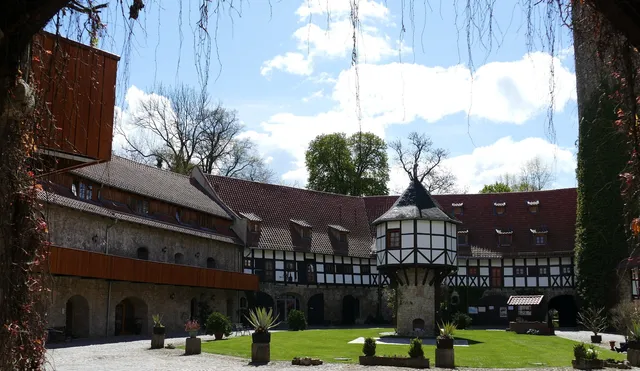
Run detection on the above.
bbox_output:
[151,314,165,349]
[246,307,281,364]
[437,321,456,349]
[577,307,607,344]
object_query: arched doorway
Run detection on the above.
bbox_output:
[114,297,148,336]
[342,295,360,325]
[65,295,90,338]
[255,292,275,311]
[276,294,300,323]
[307,294,325,326]
[547,295,578,327]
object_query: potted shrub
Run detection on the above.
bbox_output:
[437,321,456,349]
[578,307,607,343]
[205,312,232,340]
[246,307,281,364]
[287,309,307,331]
[572,343,604,369]
[452,312,472,330]
[363,337,376,357]
[185,319,200,338]
[408,338,425,358]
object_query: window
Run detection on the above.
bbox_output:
[539,266,549,275]
[325,263,335,274]
[562,266,573,275]
[71,183,78,196]
[499,234,512,247]
[535,234,547,245]
[529,205,539,213]
[514,267,526,276]
[387,229,401,249]
[361,265,371,274]
[136,199,149,215]
[467,267,479,276]
[174,253,184,264]
[527,266,539,276]
[518,305,532,316]
[457,233,468,246]
[302,228,312,239]
[335,264,353,274]
[452,203,464,215]
[137,247,149,260]
[243,258,253,268]
[306,262,316,283]
[207,258,216,269]
[175,209,182,222]
[494,202,506,215]
[85,185,93,200]
[250,222,261,233]
[490,267,502,287]
[285,261,295,272]
[264,260,275,282]
[339,233,347,243]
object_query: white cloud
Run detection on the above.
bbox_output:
[333,52,576,125]
[387,136,576,194]
[302,89,325,102]
[262,0,406,76]
[260,52,313,76]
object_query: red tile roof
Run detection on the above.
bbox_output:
[364,188,577,258]
[207,175,374,257]
[507,295,545,306]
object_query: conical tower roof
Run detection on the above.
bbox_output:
[373,178,461,224]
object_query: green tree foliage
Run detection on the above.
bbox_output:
[575,86,628,311]
[305,132,389,196]
[479,182,513,193]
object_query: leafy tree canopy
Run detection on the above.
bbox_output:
[305,132,389,196]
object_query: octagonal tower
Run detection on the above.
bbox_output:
[373,179,461,336]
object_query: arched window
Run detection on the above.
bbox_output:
[137,247,149,260]
[207,257,216,269]
[174,253,184,264]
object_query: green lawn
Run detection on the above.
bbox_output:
[197,328,627,368]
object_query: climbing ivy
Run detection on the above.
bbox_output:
[575,84,629,311]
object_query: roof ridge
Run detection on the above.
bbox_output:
[111,155,192,179]
[207,174,366,198]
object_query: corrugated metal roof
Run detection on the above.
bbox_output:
[507,295,545,306]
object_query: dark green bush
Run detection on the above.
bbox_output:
[574,343,587,361]
[452,312,472,329]
[363,337,376,356]
[287,309,307,331]
[408,338,424,358]
[205,312,232,337]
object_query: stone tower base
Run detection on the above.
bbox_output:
[395,269,436,336]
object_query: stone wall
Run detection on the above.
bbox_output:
[45,205,242,271]
[257,282,389,325]
[396,269,436,336]
[48,276,245,338]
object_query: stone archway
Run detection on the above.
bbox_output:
[307,293,325,326]
[342,295,360,326]
[114,297,148,336]
[547,294,579,327]
[276,293,301,323]
[255,291,275,311]
[65,295,90,338]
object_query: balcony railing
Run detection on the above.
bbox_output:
[47,246,259,291]
[31,31,119,173]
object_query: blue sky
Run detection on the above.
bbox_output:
[78,0,578,194]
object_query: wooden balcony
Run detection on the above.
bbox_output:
[31,31,119,174]
[47,246,259,291]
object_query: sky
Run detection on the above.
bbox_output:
[75,0,579,194]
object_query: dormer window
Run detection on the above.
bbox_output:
[496,229,513,246]
[452,202,464,216]
[302,227,312,239]
[527,200,540,214]
[329,225,350,245]
[494,202,506,215]
[251,222,261,233]
[530,228,548,245]
[339,233,347,242]
[240,212,263,234]
[457,230,469,245]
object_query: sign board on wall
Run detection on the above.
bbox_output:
[500,307,508,318]
[468,307,478,314]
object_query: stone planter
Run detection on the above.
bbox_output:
[437,337,454,349]
[435,348,455,368]
[627,340,640,350]
[358,356,430,369]
[591,335,602,344]
[572,359,604,370]
[151,333,165,349]
[251,343,271,364]
[185,337,201,355]
[628,348,640,367]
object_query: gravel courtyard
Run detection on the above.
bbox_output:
[45,335,578,371]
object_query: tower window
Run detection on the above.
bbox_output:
[494,202,506,215]
[387,229,401,249]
